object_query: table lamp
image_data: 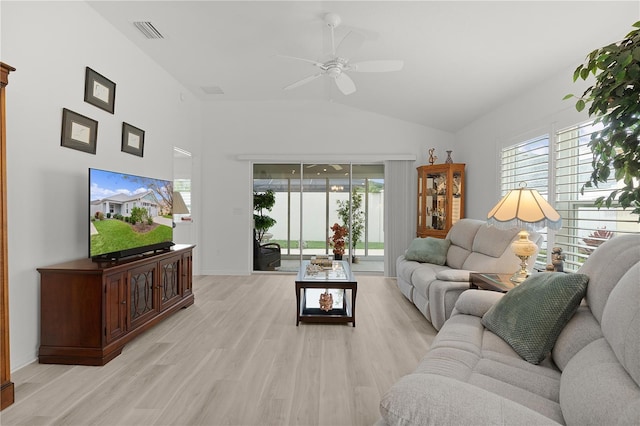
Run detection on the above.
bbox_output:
[487,183,562,284]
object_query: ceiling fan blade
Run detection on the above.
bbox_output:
[276,54,324,67]
[334,72,356,95]
[349,60,405,72]
[284,73,323,90]
[336,30,365,58]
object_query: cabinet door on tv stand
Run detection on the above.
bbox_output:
[182,250,193,297]
[104,272,128,344]
[159,254,182,311]
[128,262,158,329]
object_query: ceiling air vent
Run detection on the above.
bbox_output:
[133,21,164,39]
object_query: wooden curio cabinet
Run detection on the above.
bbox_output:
[1,62,16,410]
[417,163,465,239]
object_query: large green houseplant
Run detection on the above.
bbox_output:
[336,189,365,260]
[253,190,277,241]
[565,21,640,218]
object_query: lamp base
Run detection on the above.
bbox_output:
[510,268,530,284]
[510,253,532,284]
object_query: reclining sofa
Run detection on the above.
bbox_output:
[396,218,541,330]
[379,234,640,425]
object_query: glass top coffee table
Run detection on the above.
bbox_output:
[295,260,357,327]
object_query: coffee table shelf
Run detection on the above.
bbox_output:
[295,260,357,327]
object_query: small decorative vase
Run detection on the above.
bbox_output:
[445,150,453,164]
[334,253,343,260]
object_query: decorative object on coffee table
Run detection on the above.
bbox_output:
[319,291,333,311]
[487,182,562,284]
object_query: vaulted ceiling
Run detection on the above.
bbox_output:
[89,1,638,132]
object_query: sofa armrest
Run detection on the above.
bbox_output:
[380,374,561,426]
[451,289,504,318]
[435,269,474,282]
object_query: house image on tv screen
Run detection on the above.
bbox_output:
[90,190,164,219]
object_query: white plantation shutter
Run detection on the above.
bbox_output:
[554,121,639,271]
[499,135,550,270]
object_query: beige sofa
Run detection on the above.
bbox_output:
[379,234,640,425]
[396,218,541,330]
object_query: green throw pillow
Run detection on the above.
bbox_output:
[405,237,450,265]
[481,272,589,364]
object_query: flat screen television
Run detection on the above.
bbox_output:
[89,168,174,261]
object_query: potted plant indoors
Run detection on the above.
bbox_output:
[329,223,347,260]
[336,189,365,262]
[565,21,640,218]
[253,190,277,242]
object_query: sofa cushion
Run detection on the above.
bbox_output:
[405,237,450,265]
[445,219,483,268]
[482,272,589,364]
[380,373,562,426]
[601,263,640,385]
[577,234,640,323]
[472,225,519,258]
[560,338,640,426]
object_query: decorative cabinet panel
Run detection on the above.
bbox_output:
[417,164,465,238]
[105,272,127,344]
[129,262,158,328]
[159,254,181,311]
[38,245,195,366]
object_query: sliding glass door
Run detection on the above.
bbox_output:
[253,163,384,273]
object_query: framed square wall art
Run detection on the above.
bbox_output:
[121,122,145,157]
[60,108,98,154]
[84,67,116,114]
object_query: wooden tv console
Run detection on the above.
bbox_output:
[37,244,195,366]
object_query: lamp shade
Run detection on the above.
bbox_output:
[487,185,561,231]
[172,191,190,214]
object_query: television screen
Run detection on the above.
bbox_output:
[89,168,174,260]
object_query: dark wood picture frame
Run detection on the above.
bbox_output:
[60,108,98,154]
[84,67,116,114]
[121,122,145,157]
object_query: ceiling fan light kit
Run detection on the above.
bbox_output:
[280,12,404,96]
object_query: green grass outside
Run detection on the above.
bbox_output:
[272,239,384,250]
[91,219,172,256]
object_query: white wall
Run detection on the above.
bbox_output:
[199,100,454,274]
[2,1,202,370]
[455,64,599,220]
[454,9,639,219]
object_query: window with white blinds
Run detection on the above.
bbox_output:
[554,121,639,272]
[500,122,640,273]
[499,135,550,270]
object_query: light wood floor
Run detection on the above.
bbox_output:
[1,274,436,426]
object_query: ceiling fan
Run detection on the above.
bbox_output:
[279,13,404,96]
